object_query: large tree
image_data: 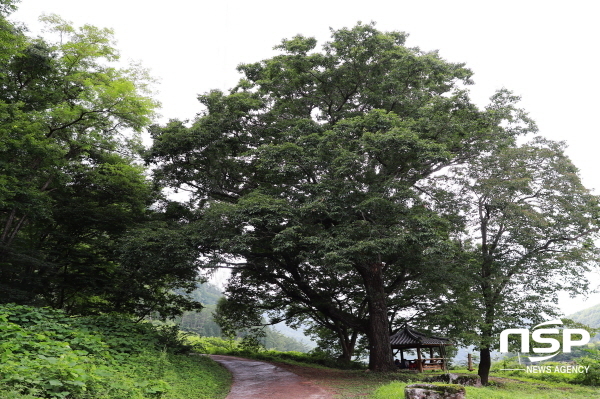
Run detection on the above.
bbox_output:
[0,9,203,318]
[440,137,600,384]
[0,12,157,249]
[147,23,532,370]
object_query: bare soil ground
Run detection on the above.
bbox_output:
[271,362,406,398]
[212,355,449,398]
[210,355,334,399]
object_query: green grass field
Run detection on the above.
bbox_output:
[373,378,600,399]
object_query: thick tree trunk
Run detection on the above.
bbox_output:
[361,262,395,372]
[478,346,491,385]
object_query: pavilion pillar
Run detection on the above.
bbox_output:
[441,346,448,371]
[417,347,423,372]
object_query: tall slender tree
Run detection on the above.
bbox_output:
[440,137,600,384]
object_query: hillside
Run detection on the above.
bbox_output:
[568,302,600,328]
[568,302,600,341]
[178,284,315,351]
[0,304,230,399]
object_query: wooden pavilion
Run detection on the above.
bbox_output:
[390,326,453,372]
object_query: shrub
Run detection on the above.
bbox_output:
[574,349,600,386]
[0,304,176,398]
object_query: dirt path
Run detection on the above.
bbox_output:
[210,355,334,399]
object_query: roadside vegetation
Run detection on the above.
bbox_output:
[5,303,600,399]
[0,304,230,399]
[369,356,600,398]
[190,335,364,369]
[368,356,600,399]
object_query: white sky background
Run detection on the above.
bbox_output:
[11,0,600,316]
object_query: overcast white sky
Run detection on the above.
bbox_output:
[11,0,600,316]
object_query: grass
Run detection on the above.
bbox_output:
[269,363,424,398]
[319,370,419,398]
[367,368,600,399]
[262,359,600,399]
[162,354,230,399]
[373,380,600,399]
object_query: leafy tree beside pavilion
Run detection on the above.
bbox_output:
[147,22,532,371]
[436,137,600,384]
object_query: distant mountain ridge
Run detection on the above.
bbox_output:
[568,302,600,326]
[179,283,316,351]
[567,302,600,341]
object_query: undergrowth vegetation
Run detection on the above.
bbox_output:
[8,302,600,399]
[188,334,365,369]
[489,355,600,387]
[0,304,230,399]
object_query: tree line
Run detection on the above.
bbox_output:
[2,0,599,384]
[173,283,311,352]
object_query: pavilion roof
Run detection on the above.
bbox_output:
[390,326,452,348]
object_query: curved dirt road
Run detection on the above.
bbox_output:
[211,355,333,399]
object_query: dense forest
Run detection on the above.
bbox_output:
[2,0,600,388]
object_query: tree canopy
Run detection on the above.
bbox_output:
[146,22,534,371]
[437,137,600,383]
[0,8,203,318]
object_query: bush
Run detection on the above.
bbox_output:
[574,349,600,386]
[187,335,239,353]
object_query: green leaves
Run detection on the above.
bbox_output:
[0,10,203,320]
[437,137,600,382]
[145,22,540,370]
[0,304,226,398]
